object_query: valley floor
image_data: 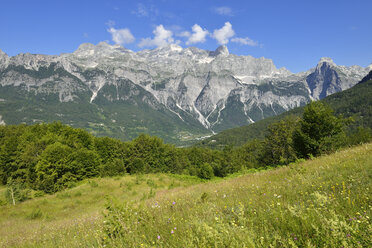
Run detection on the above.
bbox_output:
[0,143,371,247]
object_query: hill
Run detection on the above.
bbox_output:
[198,76,372,148]
[0,143,371,247]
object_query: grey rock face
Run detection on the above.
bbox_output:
[0,49,9,69]
[0,43,370,139]
[305,58,368,100]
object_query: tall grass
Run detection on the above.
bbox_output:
[103,144,372,247]
[0,144,371,247]
[0,174,202,247]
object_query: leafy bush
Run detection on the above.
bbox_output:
[198,163,214,179]
[5,178,30,205]
[99,159,126,177]
[261,116,299,166]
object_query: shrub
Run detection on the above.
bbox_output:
[198,163,214,179]
[99,159,126,177]
[5,178,30,205]
[293,101,348,158]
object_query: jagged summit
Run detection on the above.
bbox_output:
[75,42,126,53]
[160,44,183,52]
[75,42,95,51]
[212,45,229,57]
[0,49,9,68]
[318,57,336,66]
[0,49,7,57]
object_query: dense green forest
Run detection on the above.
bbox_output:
[199,76,372,148]
[1,100,371,202]
[0,122,246,197]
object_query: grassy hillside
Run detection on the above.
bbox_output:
[0,174,204,247]
[1,143,371,247]
[198,78,372,148]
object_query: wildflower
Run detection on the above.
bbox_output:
[174,227,177,229]
[157,235,161,240]
[171,230,174,234]
[172,201,176,205]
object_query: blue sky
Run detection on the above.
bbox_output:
[1,0,371,72]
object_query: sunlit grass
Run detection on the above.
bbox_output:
[103,143,372,247]
[0,143,371,247]
[0,174,203,247]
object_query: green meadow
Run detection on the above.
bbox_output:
[1,143,371,247]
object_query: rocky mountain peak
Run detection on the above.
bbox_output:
[166,44,183,52]
[150,44,183,55]
[0,49,7,57]
[75,43,95,51]
[317,57,336,67]
[0,49,9,68]
[212,45,229,57]
[96,41,122,50]
[73,43,96,57]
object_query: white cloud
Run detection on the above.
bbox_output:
[212,22,235,45]
[214,6,233,16]
[231,37,258,46]
[185,24,209,45]
[138,25,175,48]
[108,27,135,45]
[178,31,191,38]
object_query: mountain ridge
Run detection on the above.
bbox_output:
[198,74,372,148]
[0,42,370,144]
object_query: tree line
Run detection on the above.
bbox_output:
[1,101,371,202]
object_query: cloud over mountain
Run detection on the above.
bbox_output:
[138,25,176,47]
[212,22,235,45]
[108,27,135,45]
[185,24,209,45]
[231,37,258,46]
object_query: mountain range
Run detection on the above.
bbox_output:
[0,42,370,144]
[198,71,372,148]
